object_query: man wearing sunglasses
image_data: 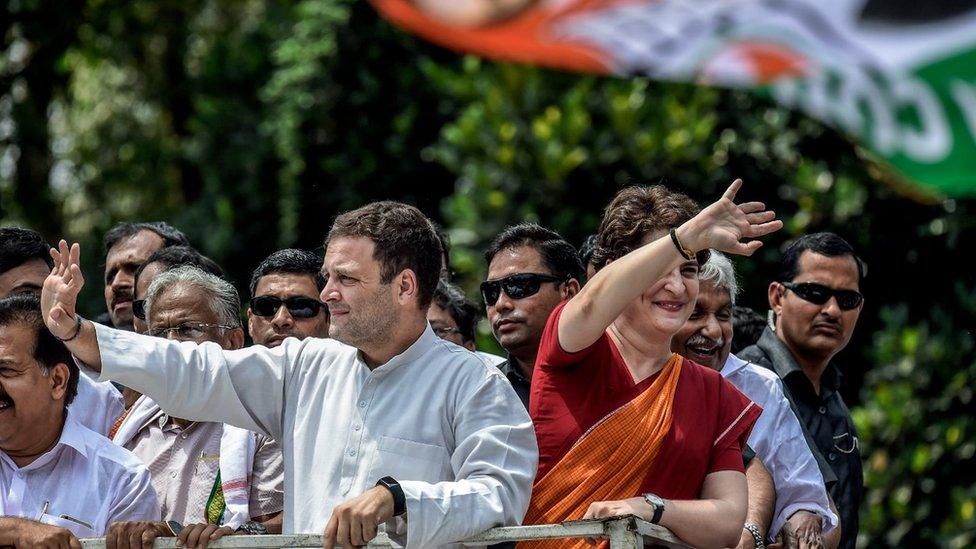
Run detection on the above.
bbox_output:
[482,224,583,410]
[739,233,865,549]
[247,249,329,348]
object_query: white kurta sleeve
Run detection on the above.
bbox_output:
[752,378,838,537]
[398,371,538,548]
[94,323,315,440]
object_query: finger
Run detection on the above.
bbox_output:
[58,241,71,276]
[196,525,219,549]
[184,525,204,549]
[731,240,764,257]
[745,210,777,225]
[69,263,85,293]
[362,518,378,544]
[50,247,62,273]
[210,526,232,540]
[141,527,159,549]
[69,243,81,271]
[746,219,784,238]
[738,201,766,215]
[336,514,350,549]
[350,516,365,547]
[129,527,145,549]
[721,178,743,202]
[322,514,338,549]
[69,534,82,549]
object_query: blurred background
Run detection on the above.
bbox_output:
[2,1,973,546]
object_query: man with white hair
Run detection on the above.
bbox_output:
[105,266,284,549]
[673,252,839,549]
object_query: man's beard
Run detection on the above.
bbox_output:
[331,290,397,351]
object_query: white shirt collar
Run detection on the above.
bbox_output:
[720,353,751,377]
[361,322,438,376]
[2,414,90,473]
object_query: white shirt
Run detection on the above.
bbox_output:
[72,373,125,436]
[0,415,159,537]
[95,323,538,548]
[475,351,506,367]
[722,354,838,538]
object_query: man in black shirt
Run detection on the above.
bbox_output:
[739,232,865,549]
[482,224,583,409]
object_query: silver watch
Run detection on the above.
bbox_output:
[743,522,766,549]
[642,493,665,524]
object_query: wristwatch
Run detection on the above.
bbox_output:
[743,522,766,549]
[642,493,665,524]
[376,476,407,516]
[236,521,269,535]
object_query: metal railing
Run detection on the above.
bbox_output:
[79,515,691,548]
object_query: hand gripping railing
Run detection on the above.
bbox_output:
[79,515,691,548]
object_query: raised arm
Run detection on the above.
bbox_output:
[40,240,290,438]
[558,179,783,352]
[41,240,103,368]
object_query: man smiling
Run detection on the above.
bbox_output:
[673,252,839,549]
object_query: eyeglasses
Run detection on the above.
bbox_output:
[782,282,863,311]
[148,322,237,340]
[480,273,565,306]
[133,299,147,320]
[250,296,325,319]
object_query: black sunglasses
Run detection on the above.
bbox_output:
[251,295,325,319]
[782,282,863,311]
[133,299,147,321]
[481,273,565,306]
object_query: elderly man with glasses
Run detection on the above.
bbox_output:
[739,233,866,549]
[106,266,284,549]
[481,224,584,410]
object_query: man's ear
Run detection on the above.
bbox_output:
[768,282,784,316]
[463,340,477,352]
[48,362,71,402]
[563,279,582,299]
[227,327,246,350]
[395,270,420,306]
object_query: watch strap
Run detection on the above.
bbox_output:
[376,476,407,516]
[743,522,766,549]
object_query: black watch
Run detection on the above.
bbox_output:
[642,493,665,524]
[376,476,407,516]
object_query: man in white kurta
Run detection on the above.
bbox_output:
[40,201,538,549]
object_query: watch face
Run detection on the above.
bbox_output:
[644,494,663,507]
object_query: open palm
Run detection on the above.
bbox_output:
[41,240,85,340]
[693,179,783,256]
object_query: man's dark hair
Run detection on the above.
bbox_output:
[592,185,708,270]
[0,227,53,274]
[731,305,767,354]
[484,224,585,283]
[432,223,453,281]
[326,201,443,310]
[133,245,224,293]
[249,249,326,298]
[778,232,866,287]
[0,293,79,407]
[102,221,190,255]
[432,280,480,344]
